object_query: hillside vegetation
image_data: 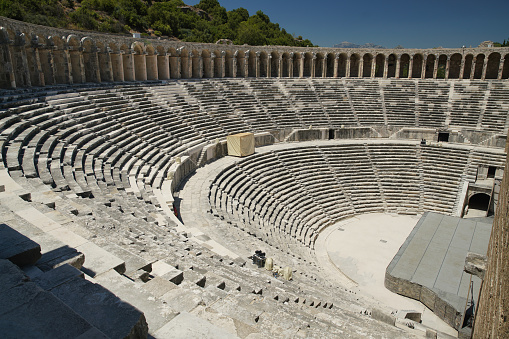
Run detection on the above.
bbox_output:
[0,0,314,46]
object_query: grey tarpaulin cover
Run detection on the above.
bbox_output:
[227,132,255,157]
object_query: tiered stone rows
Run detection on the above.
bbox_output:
[311,78,359,127]
[449,81,488,128]
[416,80,451,128]
[210,142,505,252]
[382,80,417,126]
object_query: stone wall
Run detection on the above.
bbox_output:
[473,134,509,338]
[1,16,509,89]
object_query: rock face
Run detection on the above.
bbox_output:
[464,252,487,280]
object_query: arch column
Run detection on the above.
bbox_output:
[198,56,203,78]
[498,58,505,80]
[421,54,427,79]
[481,59,488,80]
[133,51,147,81]
[334,54,339,78]
[244,53,249,78]
[122,49,135,81]
[255,52,260,78]
[469,57,477,80]
[432,57,439,79]
[267,54,272,78]
[157,53,170,80]
[383,56,389,78]
[61,48,73,84]
[445,55,451,79]
[358,56,364,78]
[289,52,294,78]
[278,55,283,78]
[299,54,304,78]
[111,51,124,81]
[232,51,238,77]
[210,53,216,78]
[407,55,414,78]
[220,51,225,78]
[13,35,32,87]
[41,46,57,85]
[322,57,327,78]
[346,54,351,78]
[459,59,466,79]
[0,37,16,88]
[395,55,401,79]
[27,41,45,86]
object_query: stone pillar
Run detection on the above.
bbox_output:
[421,55,427,79]
[334,54,339,78]
[395,55,401,79]
[267,54,272,78]
[278,56,283,78]
[133,51,147,81]
[188,52,193,79]
[299,54,304,78]
[157,53,170,80]
[62,48,73,84]
[383,56,389,78]
[111,51,124,81]
[255,52,260,78]
[470,57,477,80]
[371,55,377,78]
[408,55,414,79]
[432,57,439,79]
[28,42,45,86]
[198,56,203,78]
[220,51,225,78]
[210,52,215,78]
[40,46,56,85]
[445,55,451,80]
[346,55,351,78]
[12,34,32,87]
[289,52,294,78]
[90,46,101,82]
[481,59,488,80]
[358,57,364,78]
[322,57,327,78]
[122,49,135,81]
[232,51,238,78]
[459,59,466,79]
[498,58,505,80]
[244,53,249,78]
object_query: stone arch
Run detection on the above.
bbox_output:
[463,54,474,79]
[362,53,373,78]
[387,54,397,78]
[437,55,447,79]
[282,52,291,77]
[326,53,334,77]
[271,51,279,77]
[412,54,424,78]
[315,53,324,77]
[10,31,31,87]
[145,44,158,80]
[179,47,190,79]
[502,53,509,79]
[37,34,56,85]
[191,49,201,78]
[132,42,147,81]
[349,53,360,77]
[486,52,501,79]
[375,54,385,77]
[337,53,347,77]
[225,50,234,78]
[258,51,268,77]
[303,52,312,77]
[120,43,134,81]
[213,50,223,78]
[399,54,410,78]
[425,54,436,78]
[448,53,462,79]
[248,51,256,77]
[109,42,124,81]
[201,50,212,78]
[467,193,491,215]
[473,54,485,79]
[67,34,85,83]
[156,46,169,80]
[236,50,245,78]
[293,53,301,77]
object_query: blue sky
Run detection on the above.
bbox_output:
[189,0,509,48]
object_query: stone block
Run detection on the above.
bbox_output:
[33,263,84,290]
[371,308,396,326]
[0,223,41,266]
